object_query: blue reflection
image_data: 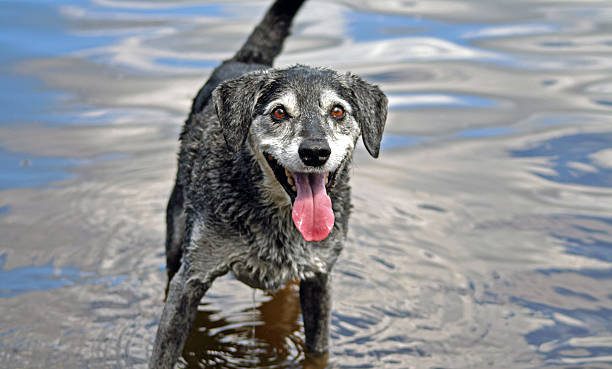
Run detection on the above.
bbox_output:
[0,73,65,126]
[454,126,514,138]
[381,135,423,149]
[346,11,554,45]
[0,0,223,63]
[0,148,79,190]
[0,0,114,127]
[0,149,125,190]
[552,234,612,263]
[540,41,574,48]
[344,11,561,69]
[510,132,612,187]
[380,125,517,150]
[553,287,598,302]
[87,3,225,17]
[389,93,496,109]
[549,215,612,263]
[594,99,612,108]
[418,204,446,212]
[0,254,126,298]
[0,0,226,128]
[155,57,218,69]
[538,267,612,280]
[512,295,612,363]
[0,2,116,60]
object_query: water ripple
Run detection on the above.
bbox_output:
[511,132,612,187]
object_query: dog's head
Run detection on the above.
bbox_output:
[212,65,388,242]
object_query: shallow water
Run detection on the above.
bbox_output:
[1,0,612,368]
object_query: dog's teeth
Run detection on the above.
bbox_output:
[291,185,296,192]
[285,169,294,185]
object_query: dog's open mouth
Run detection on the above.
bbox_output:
[264,152,337,242]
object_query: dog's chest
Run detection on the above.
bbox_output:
[228,217,330,291]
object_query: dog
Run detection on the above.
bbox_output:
[150,0,388,367]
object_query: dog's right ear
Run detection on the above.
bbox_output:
[212,73,266,153]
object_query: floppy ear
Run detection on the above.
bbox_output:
[345,73,388,158]
[212,73,266,153]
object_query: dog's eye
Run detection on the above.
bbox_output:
[272,107,287,120]
[331,105,345,119]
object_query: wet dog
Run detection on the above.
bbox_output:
[150,0,388,367]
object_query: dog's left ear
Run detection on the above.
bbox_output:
[344,73,388,158]
[212,73,266,153]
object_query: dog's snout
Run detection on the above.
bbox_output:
[298,139,331,167]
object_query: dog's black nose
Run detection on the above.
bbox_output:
[299,139,331,167]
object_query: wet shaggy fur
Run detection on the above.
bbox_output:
[149,1,388,367]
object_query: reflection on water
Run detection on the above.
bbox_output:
[1,0,612,368]
[179,283,309,369]
[0,254,125,298]
[512,132,612,187]
[0,149,125,190]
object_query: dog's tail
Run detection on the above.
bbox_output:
[231,0,306,66]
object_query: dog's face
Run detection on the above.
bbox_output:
[213,65,388,242]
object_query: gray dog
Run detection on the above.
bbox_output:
[150,0,388,367]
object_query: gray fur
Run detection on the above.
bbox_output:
[150,1,387,368]
[343,73,388,158]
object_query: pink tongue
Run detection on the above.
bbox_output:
[291,172,335,242]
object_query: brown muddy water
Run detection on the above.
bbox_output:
[1,0,612,368]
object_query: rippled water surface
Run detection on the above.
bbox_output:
[1,0,612,368]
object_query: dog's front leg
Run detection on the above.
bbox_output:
[150,263,209,369]
[299,273,332,355]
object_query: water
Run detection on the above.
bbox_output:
[1,0,611,368]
